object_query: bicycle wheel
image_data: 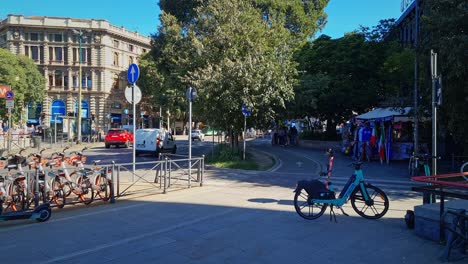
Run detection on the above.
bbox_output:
[293,187,327,220]
[51,178,66,208]
[77,176,94,205]
[95,174,110,201]
[25,184,47,210]
[8,183,25,211]
[460,162,468,180]
[350,184,389,219]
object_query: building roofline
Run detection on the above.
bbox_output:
[0,14,151,45]
[395,0,417,26]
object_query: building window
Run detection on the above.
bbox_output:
[55,47,63,61]
[73,75,78,88]
[113,52,119,66]
[48,74,53,87]
[87,48,91,64]
[113,74,119,89]
[73,48,90,63]
[25,32,42,41]
[31,46,39,61]
[30,33,39,41]
[54,71,63,87]
[87,75,92,89]
[113,40,119,48]
[142,48,147,53]
[128,44,134,52]
[49,33,63,42]
[0,34,6,44]
[49,47,64,62]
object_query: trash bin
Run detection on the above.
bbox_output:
[32,136,41,149]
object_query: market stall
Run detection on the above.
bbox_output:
[354,107,426,162]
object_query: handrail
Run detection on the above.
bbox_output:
[411,172,468,188]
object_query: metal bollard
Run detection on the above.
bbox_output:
[117,164,120,198]
[110,162,116,203]
[200,155,204,187]
[163,157,168,194]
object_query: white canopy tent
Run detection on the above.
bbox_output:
[355,107,413,122]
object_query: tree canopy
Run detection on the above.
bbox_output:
[420,0,468,153]
[139,0,329,135]
[0,49,45,122]
[293,19,405,135]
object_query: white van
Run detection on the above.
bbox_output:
[134,129,177,156]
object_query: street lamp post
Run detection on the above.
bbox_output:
[72,29,87,144]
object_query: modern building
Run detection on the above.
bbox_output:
[0,14,151,136]
[391,0,424,47]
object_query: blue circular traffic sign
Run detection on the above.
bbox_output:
[127,64,140,84]
[5,91,14,100]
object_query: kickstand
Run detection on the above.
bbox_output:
[329,206,337,223]
[340,207,349,217]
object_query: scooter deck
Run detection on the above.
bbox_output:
[0,203,51,222]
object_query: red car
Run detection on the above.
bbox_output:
[105,128,133,148]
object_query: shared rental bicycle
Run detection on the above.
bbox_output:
[294,159,389,220]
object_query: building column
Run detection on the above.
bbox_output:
[67,67,72,90]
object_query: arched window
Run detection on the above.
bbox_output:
[113,52,119,66]
[74,100,89,118]
[51,100,65,124]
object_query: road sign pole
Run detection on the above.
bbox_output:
[127,63,140,182]
[7,108,11,153]
[132,84,136,181]
[54,114,57,144]
[188,87,192,188]
[243,115,246,160]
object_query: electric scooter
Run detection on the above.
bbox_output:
[0,203,51,222]
[0,151,52,223]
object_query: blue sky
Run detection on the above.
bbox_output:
[0,0,403,38]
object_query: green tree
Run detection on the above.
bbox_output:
[141,0,329,141]
[419,0,468,153]
[293,18,414,138]
[0,49,45,123]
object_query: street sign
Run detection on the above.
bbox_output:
[6,100,14,108]
[5,91,14,100]
[241,103,251,116]
[127,63,140,84]
[0,85,11,98]
[186,87,197,101]
[125,85,142,104]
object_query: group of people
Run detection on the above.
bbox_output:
[271,125,298,146]
[0,121,41,138]
[341,122,373,161]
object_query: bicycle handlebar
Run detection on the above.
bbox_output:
[411,153,441,160]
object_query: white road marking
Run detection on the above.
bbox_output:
[39,207,240,264]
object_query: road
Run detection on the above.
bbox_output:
[0,137,446,264]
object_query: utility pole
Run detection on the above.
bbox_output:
[430,50,440,175]
[413,0,420,155]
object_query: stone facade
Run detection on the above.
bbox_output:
[0,14,151,133]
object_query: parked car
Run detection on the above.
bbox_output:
[191,129,205,141]
[205,129,221,136]
[134,128,177,156]
[105,128,133,148]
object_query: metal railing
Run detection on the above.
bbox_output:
[109,154,204,198]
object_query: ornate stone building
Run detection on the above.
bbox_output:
[0,14,151,134]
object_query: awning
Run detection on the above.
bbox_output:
[355,107,413,122]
